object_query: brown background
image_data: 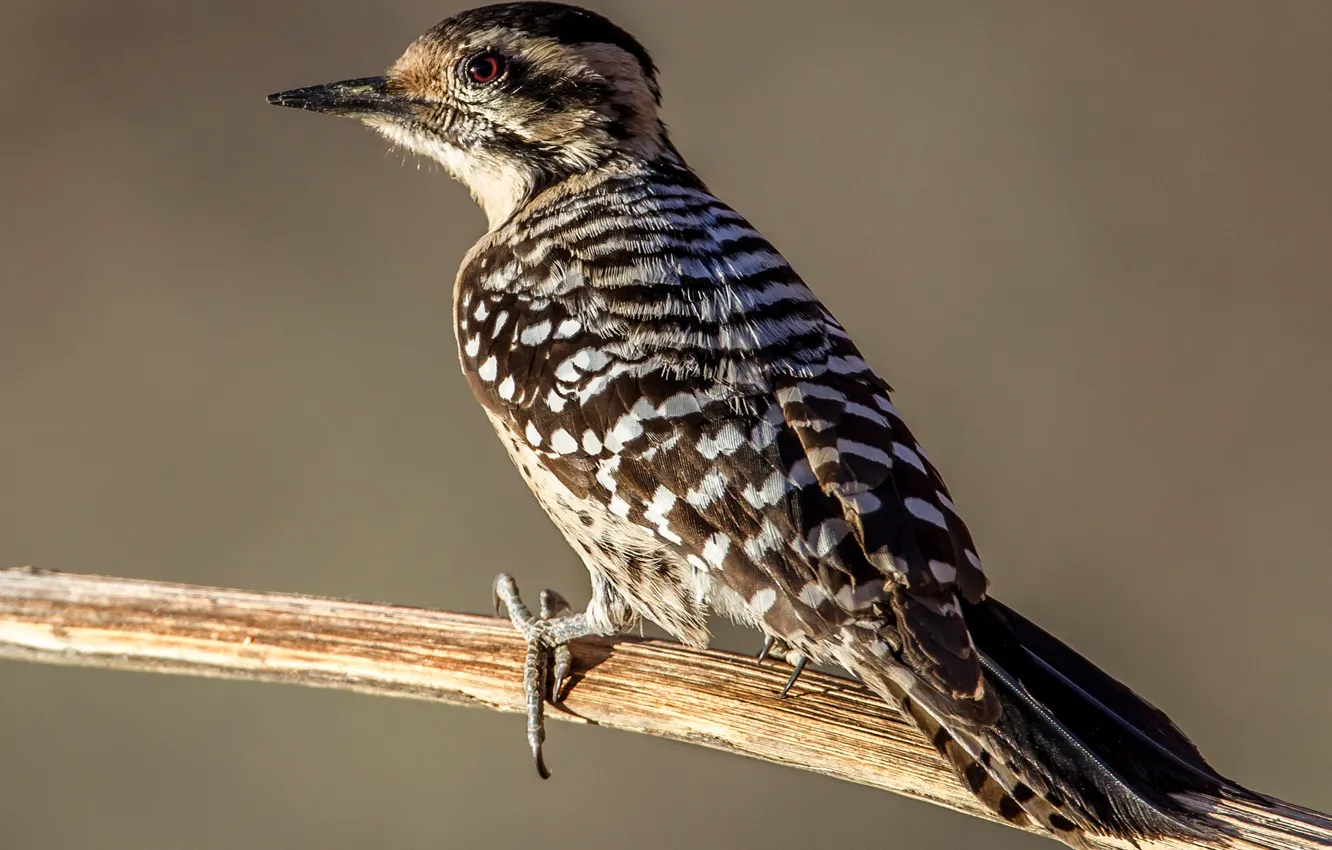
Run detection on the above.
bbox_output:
[2,2,1330,849]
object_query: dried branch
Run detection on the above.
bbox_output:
[0,566,1327,850]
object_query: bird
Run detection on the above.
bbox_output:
[268,3,1261,845]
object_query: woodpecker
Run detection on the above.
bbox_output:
[269,4,1259,845]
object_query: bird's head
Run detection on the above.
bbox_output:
[269,2,675,228]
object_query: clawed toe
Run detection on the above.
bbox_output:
[541,590,574,701]
[779,656,808,698]
[756,634,808,698]
[492,574,597,779]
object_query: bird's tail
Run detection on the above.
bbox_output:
[850,597,1261,847]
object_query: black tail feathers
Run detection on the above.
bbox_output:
[860,596,1261,846]
[966,596,1259,841]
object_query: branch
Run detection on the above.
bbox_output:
[1,566,1327,850]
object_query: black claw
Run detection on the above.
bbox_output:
[756,635,776,664]
[779,657,808,698]
[540,588,570,619]
[551,646,572,702]
[535,748,551,780]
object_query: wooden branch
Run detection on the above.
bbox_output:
[1,566,1327,850]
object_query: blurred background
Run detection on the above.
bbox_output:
[2,1,1330,848]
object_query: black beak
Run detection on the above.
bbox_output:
[266,76,408,118]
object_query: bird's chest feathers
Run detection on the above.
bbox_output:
[485,410,714,646]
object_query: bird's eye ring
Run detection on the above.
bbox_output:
[462,51,506,86]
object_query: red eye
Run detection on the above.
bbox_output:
[464,51,505,85]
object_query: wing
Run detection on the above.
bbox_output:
[767,337,993,711]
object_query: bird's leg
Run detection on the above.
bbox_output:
[755,633,810,697]
[493,573,598,779]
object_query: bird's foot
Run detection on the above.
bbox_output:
[755,635,809,698]
[493,573,595,779]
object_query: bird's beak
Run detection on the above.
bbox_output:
[266,76,411,119]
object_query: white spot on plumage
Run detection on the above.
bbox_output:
[844,401,891,426]
[644,486,682,544]
[936,489,959,513]
[806,518,850,557]
[555,359,580,382]
[604,413,645,452]
[519,320,552,345]
[643,486,676,519]
[595,455,621,493]
[742,471,788,508]
[576,374,613,403]
[608,494,631,517]
[498,376,516,401]
[742,518,785,561]
[893,443,928,474]
[582,430,603,454]
[702,533,729,568]
[798,582,829,608]
[478,356,498,382]
[555,318,581,339]
[707,221,760,242]
[905,497,949,530]
[464,335,481,357]
[697,423,744,459]
[546,389,567,412]
[640,432,680,462]
[847,491,882,514]
[720,248,785,279]
[492,311,509,336]
[684,468,728,509]
[473,301,490,321]
[787,458,817,487]
[550,429,579,455]
[658,391,702,419]
[631,397,660,421]
[524,421,542,446]
[571,348,611,372]
[873,395,901,417]
[749,588,777,614]
[797,383,848,403]
[838,439,893,469]
[750,418,780,450]
[834,579,886,611]
[827,355,870,375]
[966,550,983,571]
[930,560,958,583]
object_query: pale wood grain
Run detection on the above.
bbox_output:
[1,566,1327,849]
